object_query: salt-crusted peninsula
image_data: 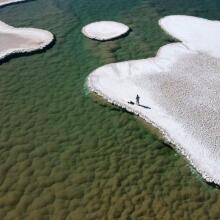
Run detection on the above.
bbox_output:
[82,21,129,41]
[0,0,26,7]
[0,20,53,61]
[88,15,220,185]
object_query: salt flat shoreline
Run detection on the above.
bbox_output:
[0,0,26,7]
[0,21,54,62]
[87,15,220,185]
[0,0,54,62]
[82,21,129,41]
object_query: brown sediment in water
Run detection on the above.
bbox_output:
[1,0,220,219]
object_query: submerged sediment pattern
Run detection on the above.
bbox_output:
[0,0,220,219]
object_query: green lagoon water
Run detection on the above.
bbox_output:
[0,0,220,219]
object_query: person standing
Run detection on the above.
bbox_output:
[136,94,140,105]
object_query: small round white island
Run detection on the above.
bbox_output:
[82,21,129,41]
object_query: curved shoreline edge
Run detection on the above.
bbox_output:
[0,21,54,62]
[82,21,130,41]
[0,0,26,7]
[87,15,220,185]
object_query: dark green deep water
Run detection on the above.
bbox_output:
[0,0,220,219]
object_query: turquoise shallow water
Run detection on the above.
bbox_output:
[0,0,220,219]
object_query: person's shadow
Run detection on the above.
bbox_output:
[138,104,151,109]
[127,101,151,109]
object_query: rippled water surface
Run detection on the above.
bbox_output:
[0,0,220,219]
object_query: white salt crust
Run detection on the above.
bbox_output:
[82,21,129,41]
[87,15,220,185]
[0,20,54,61]
[0,0,26,7]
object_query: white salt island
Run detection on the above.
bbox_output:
[88,15,220,185]
[0,20,54,61]
[82,21,129,41]
[0,0,26,7]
